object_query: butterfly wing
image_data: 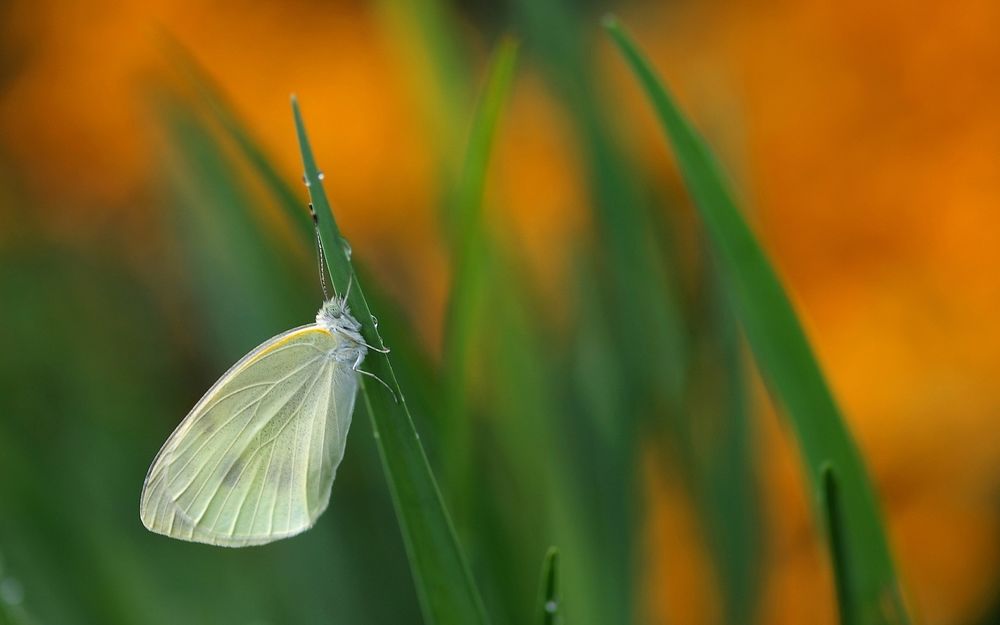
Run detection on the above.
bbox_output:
[140,325,359,546]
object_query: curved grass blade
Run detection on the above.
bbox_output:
[536,547,561,625]
[292,97,489,625]
[603,16,909,625]
[441,36,519,504]
[444,36,519,244]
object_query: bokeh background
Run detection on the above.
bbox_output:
[2,1,999,624]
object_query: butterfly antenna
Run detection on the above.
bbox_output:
[309,203,331,301]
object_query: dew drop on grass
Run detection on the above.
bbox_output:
[371,315,379,328]
[302,174,311,187]
[317,171,325,181]
[544,600,558,614]
[341,237,352,260]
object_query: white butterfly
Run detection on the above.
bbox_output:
[140,289,384,547]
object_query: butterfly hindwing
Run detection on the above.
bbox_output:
[140,325,359,546]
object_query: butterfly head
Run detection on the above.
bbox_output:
[317,297,363,335]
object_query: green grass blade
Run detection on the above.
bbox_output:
[603,16,909,625]
[292,97,489,625]
[823,465,854,625]
[685,259,762,624]
[446,36,519,243]
[441,36,519,502]
[537,547,561,625]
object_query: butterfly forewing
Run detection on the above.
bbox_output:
[140,325,359,546]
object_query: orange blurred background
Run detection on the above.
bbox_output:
[2,1,999,623]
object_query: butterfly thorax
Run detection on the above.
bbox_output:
[316,298,366,349]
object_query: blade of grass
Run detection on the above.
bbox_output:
[444,36,519,244]
[292,97,489,625]
[536,548,561,625]
[441,35,519,508]
[701,270,761,625]
[823,465,854,625]
[604,16,908,625]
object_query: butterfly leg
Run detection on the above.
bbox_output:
[353,352,398,403]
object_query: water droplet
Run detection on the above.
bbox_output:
[341,237,352,260]
[370,315,379,328]
[545,600,558,614]
[302,174,311,187]
[0,578,24,606]
[317,171,325,181]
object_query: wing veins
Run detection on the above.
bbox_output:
[191,382,272,422]
[178,338,322,431]
[166,354,322,493]
[187,395,266,524]
[206,436,261,532]
[309,362,333,510]
[287,399,301,532]
[241,361,327,538]
[265,362,328,534]
[226,460,262,537]
[187,359,327,524]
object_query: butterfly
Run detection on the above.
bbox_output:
[140,216,389,546]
